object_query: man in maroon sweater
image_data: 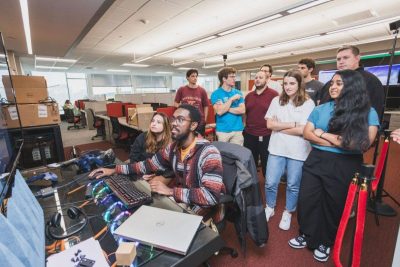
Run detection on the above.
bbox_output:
[175,69,209,136]
[244,71,278,177]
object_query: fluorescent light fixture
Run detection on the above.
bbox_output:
[36,65,69,70]
[19,0,33,54]
[287,0,332,14]
[135,56,153,63]
[156,71,174,74]
[153,48,178,57]
[35,56,77,63]
[218,14,283,36]
[177,67,191,70]
[203,63,224,69]
[266,34,322,47]
[178,36,218,49]
[198,73,207,76]
[0,63,7,67]
[230,46,265,55]
[121,63,149,67]
[326,16,400,35]
[106,69,129,72]
[0,54,5,58]
[172,60,194,66]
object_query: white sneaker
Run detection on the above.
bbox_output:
[279,210,292,230]
[265,205,275,221]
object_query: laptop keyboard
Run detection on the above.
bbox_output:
[104,174,152,209]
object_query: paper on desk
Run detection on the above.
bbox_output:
[46,237,109,267]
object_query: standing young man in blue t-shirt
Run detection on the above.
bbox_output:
[211,67,245,145]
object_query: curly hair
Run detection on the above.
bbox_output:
[145,112,171,154]
[327,69,371,151]
[279,70,309,107]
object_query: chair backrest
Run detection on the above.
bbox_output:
[156,106,176,118]
[109,116,120,135]
[87,108,102,128]
[206,104,215,124]
[63,108,75,123]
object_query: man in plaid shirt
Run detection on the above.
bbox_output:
[90,104,225,222]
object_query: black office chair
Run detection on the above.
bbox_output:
[64,108,84,130]
[213,141,268,257]
[109,116,131,149]
[87,108,105,140]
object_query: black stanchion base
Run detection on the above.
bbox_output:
[367,199,397,216]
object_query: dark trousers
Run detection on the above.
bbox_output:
[297,149,362,249]
[243,131,270,177]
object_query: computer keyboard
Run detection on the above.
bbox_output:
[104,174,152,209]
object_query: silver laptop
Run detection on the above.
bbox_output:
[114,205,203,255]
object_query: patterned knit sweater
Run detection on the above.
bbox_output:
[115,138,225,222]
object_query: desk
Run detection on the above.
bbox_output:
[96,114,113,143]
[118,117,140,131]
[39,165,224,266]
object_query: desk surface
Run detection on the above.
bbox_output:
[118,117,141,130]
[39,164,224,267]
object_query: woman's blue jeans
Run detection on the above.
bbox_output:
[265,154,304,212]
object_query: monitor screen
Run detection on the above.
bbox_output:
[318,64,400,85]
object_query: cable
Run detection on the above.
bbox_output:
[41,199,94,210]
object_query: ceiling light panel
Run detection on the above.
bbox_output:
[35,56,77,63]
[121,63,149,67]
[36,66,69,70]
[287,0,332,14]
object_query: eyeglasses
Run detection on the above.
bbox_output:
[170,116,192,125]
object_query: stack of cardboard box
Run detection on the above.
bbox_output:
[1,75,61,128]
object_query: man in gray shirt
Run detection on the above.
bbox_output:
[298,58,324,105]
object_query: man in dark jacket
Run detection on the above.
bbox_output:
[318,45,385,119]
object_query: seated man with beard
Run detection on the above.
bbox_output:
[90,104,225,223]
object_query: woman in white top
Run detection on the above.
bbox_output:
[264,70,315,230]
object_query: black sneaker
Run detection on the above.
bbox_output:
[288,234,307,249]
[313,245,331,262]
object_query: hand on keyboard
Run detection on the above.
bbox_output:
[149,180,173,196]
[89,167,115,179]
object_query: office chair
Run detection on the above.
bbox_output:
[109,116,131,149]
[87,108,105,140]
[64,108,84,130]
[156,106,176,118]
[204,104,216,141]
[213,141,268,257]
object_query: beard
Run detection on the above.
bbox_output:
[172,128,190,144]
[255,84,266,90]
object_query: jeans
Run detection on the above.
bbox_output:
[265,154,304,212]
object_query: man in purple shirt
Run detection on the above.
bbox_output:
[244,71,278,177]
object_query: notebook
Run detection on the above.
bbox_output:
[114,205,202,255]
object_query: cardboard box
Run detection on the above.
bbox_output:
[2,75,49,103]
[1,104,21,128]
[128,105,154,130]
[18,103,61,127]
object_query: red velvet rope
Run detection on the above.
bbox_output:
[352,187,367,267]
[372,139,389,192]
[333,180,358,267]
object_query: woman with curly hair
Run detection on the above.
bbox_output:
[288,70,379,262]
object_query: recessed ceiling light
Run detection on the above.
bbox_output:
[35,56,77,63]
[178,36,218,49]
[107,69,129,72]
[19,0,32,54]
[122,63,149,67]
[156,71,174,74]
[172,60,194,66]
[287,0,332,14]
[135,56,153,63]
[36,65,69,70]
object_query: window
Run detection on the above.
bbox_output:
[67,74,88,102]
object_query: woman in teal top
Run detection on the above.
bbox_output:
[288,70,379,262]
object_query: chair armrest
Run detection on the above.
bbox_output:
[220,194,234,203]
